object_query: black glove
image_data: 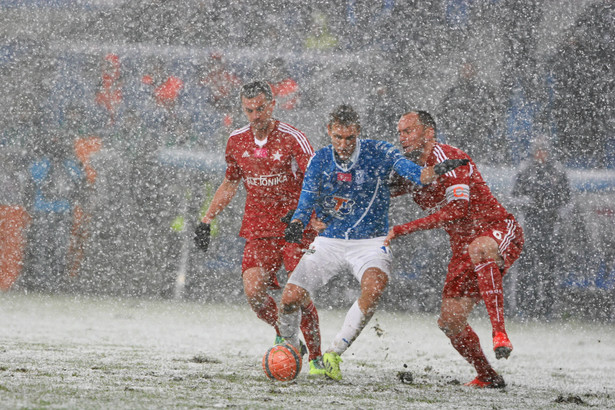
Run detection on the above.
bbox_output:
[433,159,469,175]
[284,220,304,244]
[194,222,211,252]
[280,209,296,225]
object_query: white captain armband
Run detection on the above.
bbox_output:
[445,184,470,202]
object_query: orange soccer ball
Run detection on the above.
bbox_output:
[262,343,302,381]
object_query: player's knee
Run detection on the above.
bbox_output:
[468,236,499,265]
[362,268,389,294]
[438,320,451,336]
[438,316,453,336]
[281,283,306,313]
[439,316,466,337]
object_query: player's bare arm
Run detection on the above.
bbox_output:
[384,199,468,246]
[195,178,240,253]
[201,177,240,224]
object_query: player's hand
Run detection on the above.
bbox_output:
[284,220,304,244]
[194,222,211,252]
[383,228,397,247]
[309,217,327,233]
[280,209,296,225]
[434,159,469,175]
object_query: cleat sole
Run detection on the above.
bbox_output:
[494,346,512,360]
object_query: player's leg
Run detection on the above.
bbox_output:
[284,241,322,363]
[322,266,389,380]
[468,235,506,332]
[279,237,341,357]
[468,220,524,360]
[243,266,280,333]
[328,267,389,356]
[278,282,310,349]
[242,239,282,335]
[439,296,504,388]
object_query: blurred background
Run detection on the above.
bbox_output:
[0,0,613,321]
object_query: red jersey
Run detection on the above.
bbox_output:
[225,120,314,239]
[392,143,514,254]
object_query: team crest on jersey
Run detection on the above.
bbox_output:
[355,170,365,184]
[323,195,355,219]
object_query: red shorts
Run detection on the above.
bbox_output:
[442,218,524,299]
[242,234,314,290]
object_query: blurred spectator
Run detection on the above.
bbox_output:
[22,127,86,292]
[305,11,339,51]
[198,53,242,131]
[512,137,571,318]
[548,0,615,168]
[364,81,402,142]
[0,94,40,291]
[495,0,543,108]
[438,62,508,164]
[3,94,40,149]
[263,57,300,112]
[141,58,185,133]
[94,53,123,127]
[61,104,103,278]
[143,66,183,112]
[0,204,31,292]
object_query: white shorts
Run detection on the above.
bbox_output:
[287,236,393,295]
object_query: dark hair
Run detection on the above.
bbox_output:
[402,110,437,134]
[328,104,361,129]
[240,80,273,101]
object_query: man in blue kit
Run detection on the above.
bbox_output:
[277,104,467,380]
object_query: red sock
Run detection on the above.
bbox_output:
[254,295,279,335]
[300,301,322,361]
[449,325,497,380]
[475,259,507,335]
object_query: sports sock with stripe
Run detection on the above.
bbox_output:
[300,300,322,361]
[475,259,507,335]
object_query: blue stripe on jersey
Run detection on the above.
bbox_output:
[293,139,423,240]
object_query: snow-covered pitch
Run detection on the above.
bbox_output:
[1,292,613,409]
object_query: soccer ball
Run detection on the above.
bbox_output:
[262,343,302,381]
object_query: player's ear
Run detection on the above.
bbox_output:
[426,126,436,141]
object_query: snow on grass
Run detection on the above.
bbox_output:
[1,292,614,409]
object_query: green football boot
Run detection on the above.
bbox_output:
[322,352,343,381]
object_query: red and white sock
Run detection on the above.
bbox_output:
[254,295,279,335]
[475,259,507,335]
[449,325,498,380]
[300,301,322,361]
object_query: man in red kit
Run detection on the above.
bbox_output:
[194,81,324,375]
[384,111,524,388]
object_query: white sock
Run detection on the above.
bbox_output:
[277,308,301,348]
[329,300,371,356]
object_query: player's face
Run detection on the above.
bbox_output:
[242,93,275,133]
[328,122,359,161]
[398,113,431,161]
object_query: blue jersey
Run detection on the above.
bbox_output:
[293,139,423,240]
